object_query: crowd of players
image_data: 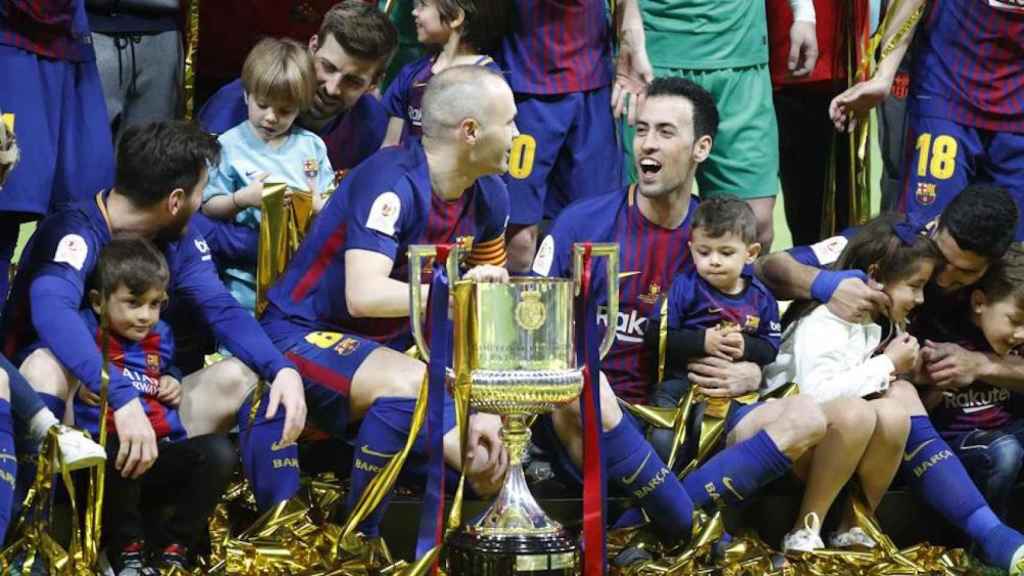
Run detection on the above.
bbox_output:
[0,0,1023,573]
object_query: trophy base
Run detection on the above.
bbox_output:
[446,528,578,575]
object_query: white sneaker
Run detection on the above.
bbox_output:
[828,526,877,549]
[55,426,106,471]
[782,512,824,553]
[1010,543,1024,576]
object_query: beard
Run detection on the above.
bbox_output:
[156,208,194,242]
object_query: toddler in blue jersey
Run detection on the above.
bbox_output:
[915,244,1024,523]
[202,37,335,311]
[379,0,508,147]
[74,238,235,574]
[647,198,781,454]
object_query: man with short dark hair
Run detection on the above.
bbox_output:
[2,121,307,496]
[756,184,1024,573]
[199,0,397,172]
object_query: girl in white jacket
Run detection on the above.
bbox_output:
[765,214,941,552]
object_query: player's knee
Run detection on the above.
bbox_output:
[828,397,877,441]
[19,349,69,398]
[599,384,622,432]
[871,397,911,445]
[380,362,426,400]
[884,379,926,415]
[986,435,1024,482]
[782,395,828,448]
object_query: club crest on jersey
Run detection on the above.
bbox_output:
[744,315,760,332]
[916,182,937,206]
[638,282,662,305]
[303,158,318,180]
[333,337,360,356]
[146,353,160,370]
[891,72,910,100]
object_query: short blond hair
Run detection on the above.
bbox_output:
[241,37,317,111]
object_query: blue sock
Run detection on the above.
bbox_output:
[682,430,791,510]
[39,393,64,423]
[604,417,693,540]
[237,392,299,510]
[345,396,456,537]
[902,416,1024,569]
[0,400,16,543]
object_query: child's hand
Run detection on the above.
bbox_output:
[307,176,325,213]
[884,333,920,374]
[157,375,183,407]
[235,172,269,208]
[721,331,745,360]
[705,326,742,360]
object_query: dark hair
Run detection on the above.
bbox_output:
[434,0,511,52]
[938,184,1018,260]
[645,76,719,141]
[977,243,1024,308]
[691,196,758,244]
[319,1,398,79]
[115,121,220,208]
[782,213,942,328]
[94,237,169,298]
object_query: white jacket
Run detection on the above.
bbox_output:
[764,305,894,403]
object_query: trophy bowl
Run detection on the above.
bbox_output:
[408,244,618,576]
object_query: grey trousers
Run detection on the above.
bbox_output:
[92,29,183,139]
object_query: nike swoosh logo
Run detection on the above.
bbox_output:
[622,451,651,484]
[270,440,296,451]
[361,445,398,459]
[722,477,744,502]
[709,307,722,314]
[245,170,260,177]
[904,439,935,462]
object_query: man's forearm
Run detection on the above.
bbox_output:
[873,0,927,83]
[979,353,1024,392]
[754,252,817,301]
[347,278,430,319]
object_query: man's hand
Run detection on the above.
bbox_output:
[266,367,307,446]
[687,357,761,398]
[464,413,508,497]
[826,277,890,323]
[829,75,893,132]
[464,265,509,283]
[922,340,985,388]
[113,398,158,479]
[611,28,654,124]
[788,21,819,77]
[157,375,182,407]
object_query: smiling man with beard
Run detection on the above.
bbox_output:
[1,121,307,499]
[532,77,828,556]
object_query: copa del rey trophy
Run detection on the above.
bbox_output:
[409,242,619,576]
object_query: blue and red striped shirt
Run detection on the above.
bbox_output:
[533,186,698,404]
[261,144,509,351]
[0,0,95,62]
[911,0,1024,133]
[496,0,612,95]
[74,312,187,442]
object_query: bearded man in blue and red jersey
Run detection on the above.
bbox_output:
[532,77,828,553]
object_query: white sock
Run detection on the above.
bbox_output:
[27,408,59,442]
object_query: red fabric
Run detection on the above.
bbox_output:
[0,0,92,62]
[767,0,869,87]
[579,242,605,575]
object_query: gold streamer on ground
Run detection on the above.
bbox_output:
[256,183,314,316]
[184,0,200,120]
